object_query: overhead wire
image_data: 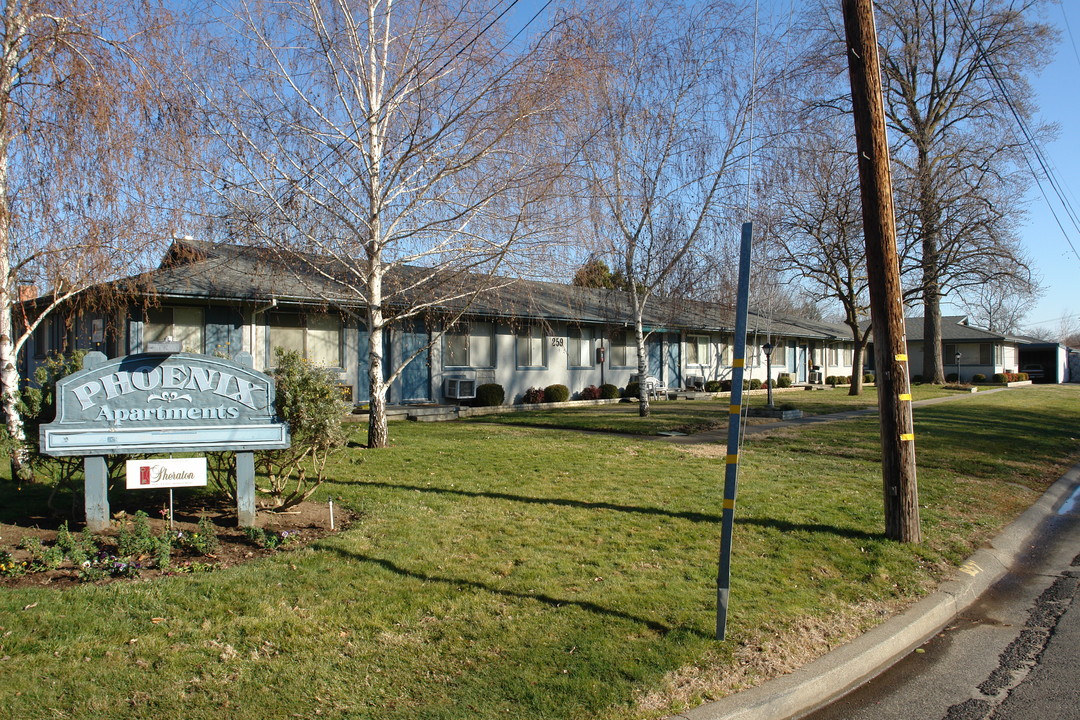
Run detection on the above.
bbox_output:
[945,0,1080,266]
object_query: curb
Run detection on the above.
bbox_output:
[668,460,1080,720]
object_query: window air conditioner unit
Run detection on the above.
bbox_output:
[444,376,477,401]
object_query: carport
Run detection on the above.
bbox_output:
[1017,342,1067,383]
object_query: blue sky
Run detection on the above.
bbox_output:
[1014,1,1080,333]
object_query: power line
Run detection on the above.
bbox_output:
[946,0,1080,266]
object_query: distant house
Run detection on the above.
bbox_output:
[866,315,1069,383]
[23,239,861,404]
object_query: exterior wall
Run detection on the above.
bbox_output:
[22,297,861,405]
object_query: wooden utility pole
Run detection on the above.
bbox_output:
[842,0,921,543]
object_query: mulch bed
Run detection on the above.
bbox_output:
[0,498,354,589]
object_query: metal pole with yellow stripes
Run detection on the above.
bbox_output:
[717,221,753,641]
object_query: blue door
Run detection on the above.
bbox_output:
[399,322,431,402]
[648,337,663,377]
[665,333,681,389]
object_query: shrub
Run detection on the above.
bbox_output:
[863,372,875,384]
[992,373,1006,383]
[704,380,722,392]
[579,385,601,401]
[945,372,959,383]
[599,383,621,399]
[749,378,762,390]
[624,382,641,399]
[825,375,838,386]
[844,376,852,384]
[777,373,792,388]
[1018,372,1029,381]
[972,373,987,383]
[720,379,732,392]
[522,387,545,404]
[228,348,347,510]
[473,383,505,407]
[544,384,570,403]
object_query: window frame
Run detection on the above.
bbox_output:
[567,326,593,368]
[686,334,711,367]
[267,311,344,369]
[444,321,495,369]
[516,325,547,369]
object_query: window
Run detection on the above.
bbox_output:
[567,326,593,367]
[445,322,494,368]
[980,343,995,366]
[771,342,787,365]
[146,307,204,354]
[33,316,62,358]
[516,325,546,368]
[686,335,711,366]
[269,311,342,367]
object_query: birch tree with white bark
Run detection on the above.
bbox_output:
[185,0,567,448]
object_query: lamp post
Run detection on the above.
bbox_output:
[954,351,962,384]
[763,342,774,407]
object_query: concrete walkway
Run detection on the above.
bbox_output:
[660,386,1011,446]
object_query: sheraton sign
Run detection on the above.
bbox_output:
[42,352,290,456]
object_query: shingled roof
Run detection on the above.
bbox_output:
[138,239,852,341]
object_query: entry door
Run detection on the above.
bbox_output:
[399,322,431,403]
[665,334,681,389]
[797,345,808,383]
[648,337,663,378]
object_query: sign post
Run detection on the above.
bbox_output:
[42,351,290,531]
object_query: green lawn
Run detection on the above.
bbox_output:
[0,385,1076,719]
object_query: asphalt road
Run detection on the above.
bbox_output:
[800,486,1080,720]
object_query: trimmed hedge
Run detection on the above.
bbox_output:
[972,373,987,383]
[473,383,504,407]
[544,384,570,403]
[776,373,792,388]
[600,383,621,399]
[863,373,874,383]
[624,382,641,399]
[704,380,722,392]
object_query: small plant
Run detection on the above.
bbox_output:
[972,373,986,383]
[242,526,299,550]
[863,372,874,384]
[945,372,959,383]
[544,384,570,403]
[704,380,722,392]
[825,375,837,386]
[777,374,792,388]
[19,537,64,572]
[176,517,220,556]
[521,387,545,404]
[599,383,620,399]
[473,383,505,407]
[0,550,27,578]
[624,382,641,399]
[992,373,1006,383]
[720,379,732,392]
[749,378,762,390]
[578,385,601,401]
[117,511,158,557]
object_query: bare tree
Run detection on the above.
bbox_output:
[184,0,568,448]
[0,1,192,477]
[872,0,1056,383]
[766,125,876,394]
[960,271,1041,334]
[561,0,763,417]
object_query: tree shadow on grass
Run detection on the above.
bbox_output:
[336,479,884,541]
[323,545,705,638]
